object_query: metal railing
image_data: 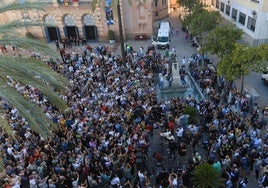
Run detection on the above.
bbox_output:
[58,0,91,6]
[41,0,91,7]
[79,0,91,6]
[39,0,53,6]
[251,0,260,3]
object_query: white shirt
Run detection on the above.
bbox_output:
[138,171,145,182]
[176,127,184,137]
[111,176,120,185]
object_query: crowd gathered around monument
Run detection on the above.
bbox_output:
[2,28,268,188]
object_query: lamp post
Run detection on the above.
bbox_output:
[22,11,30,32]
[117,1,125,63]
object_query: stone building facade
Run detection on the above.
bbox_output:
[0,0,170,43]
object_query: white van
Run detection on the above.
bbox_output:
[261,67,268,84]
[152,21,171,49]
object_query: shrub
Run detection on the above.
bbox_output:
[182,106,198,124]
[192,163,224,188]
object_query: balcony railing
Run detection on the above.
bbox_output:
[39,0,92,7]
[39,0,54,6]
[79,0,91,6]
[57,0,91,6]
[251,0,260,3]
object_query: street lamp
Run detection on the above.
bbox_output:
[117,1,125,62]
[22,11,31,32]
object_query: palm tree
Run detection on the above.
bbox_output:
[91,0,146,62]
[192,163,225,188]
[0,0,69,177]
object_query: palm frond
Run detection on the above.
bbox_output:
[0,100,16,139]
[0,20,56,35]
[0,0,71,176]
[0,150,5,178]
[0,85,56,139]
[0,57,69,110]
[0,36,60,58]
[0,1,46,14]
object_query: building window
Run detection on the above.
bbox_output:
[139,6,145,18]
[251,0,259,3]
[231,8,237,21]
[154,0,158,7]
[211,0,214,6]
[155,12,158,17]
[225,5,230,16]
[220,2,225,12]
[216,0,219,8]
[247,16,256,31]
[239,12,246,25]
[162,0,167,6]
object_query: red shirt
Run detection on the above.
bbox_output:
[168,121,175,131]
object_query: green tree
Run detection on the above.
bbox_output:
[181,1,204,27]
[217,43,268,93]
[177,0,201,13]
[203,23,243,58]
[0,0,69,177]
[192,163,225,188]
[181,1,221,40]
[187,10,221,38]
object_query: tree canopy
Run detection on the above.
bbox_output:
[203,23,243,58]
[186,10,221,37]
[217,43,268,81]
[177,0,201,12]
[181,0,221,38]
[192,163,224,188]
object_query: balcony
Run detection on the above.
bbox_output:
[39,0,54,6]
[251,0,259,3]
[79,0,91,6]
[56,0,91,6]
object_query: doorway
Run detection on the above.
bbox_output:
[64,26,79,39]
[83,26,98,41]
[44,27,60,43]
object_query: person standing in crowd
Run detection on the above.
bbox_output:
[110,173,120,188]
[159,74,164,90]
[168,73,173,87]
[176,125,184,143]
[253,155,262,181]
[259,172,268,187]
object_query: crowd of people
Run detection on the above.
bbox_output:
[1,29,268,188]
[1,39,163,188]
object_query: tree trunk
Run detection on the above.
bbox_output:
[240,74,244,94]
[117,1,126,63]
